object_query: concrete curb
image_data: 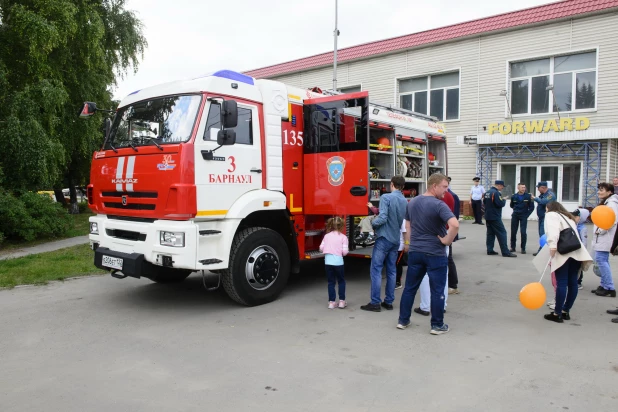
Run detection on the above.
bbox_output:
[0,236,90,261]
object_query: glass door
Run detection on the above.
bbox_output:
[541,166,560,195]
[519,166,537,196]
[516,164,562,200]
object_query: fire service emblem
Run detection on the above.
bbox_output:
[326,156,346,186]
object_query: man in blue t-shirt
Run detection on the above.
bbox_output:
[397,173,459,335]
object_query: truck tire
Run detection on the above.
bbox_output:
[146,267,192,284]
[222,227,291,306]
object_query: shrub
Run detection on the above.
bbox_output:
[77,200,89,214]
[0,190,72,242]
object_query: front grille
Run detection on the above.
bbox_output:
[104,202,156,210]
[102,191,158,198]
[106,229,146,241]
[108,215,156,223]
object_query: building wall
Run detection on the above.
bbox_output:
[268,11,618,199]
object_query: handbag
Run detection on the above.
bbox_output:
[556,213,582,254]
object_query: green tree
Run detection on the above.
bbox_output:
[0,0,146,212]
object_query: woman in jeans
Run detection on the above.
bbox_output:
[592,183,618,298]
[544,202,593,323]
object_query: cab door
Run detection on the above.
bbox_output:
[303,92,369,215]
[194,100,263,218]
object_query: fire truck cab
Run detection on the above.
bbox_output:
[83,70,446,306]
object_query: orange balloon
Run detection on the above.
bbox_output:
[591,205,616,230]
[519,282,546,310]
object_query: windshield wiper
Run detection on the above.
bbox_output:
[142,136,164,151]
[127,140,139,152]
[109,143,118,153]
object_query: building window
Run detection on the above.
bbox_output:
[509,51,596,115]
[204,103,253,145]
[337,85,361,94]
[399,71,459,121]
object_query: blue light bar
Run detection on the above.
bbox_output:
[212,70,254,85]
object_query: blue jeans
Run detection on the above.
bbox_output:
[370,237,398,305]
[325,265,345,301]
[486,219,510,255]
[554,257,581,314]
[510,214,528,250]
[398,252,448,328]
[595,251,615,291]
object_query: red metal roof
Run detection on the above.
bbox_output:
[245,0,618,79]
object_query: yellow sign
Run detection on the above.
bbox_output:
[487,117,590,135]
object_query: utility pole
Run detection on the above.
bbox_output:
[333,0,339,91]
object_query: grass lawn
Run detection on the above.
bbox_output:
[1,212,93,251]
[0,244,106,288]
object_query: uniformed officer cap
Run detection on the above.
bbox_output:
[537,181,548,188]
[495,180,505,185]
[472,177,480,181]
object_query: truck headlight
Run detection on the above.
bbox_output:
[160,231,185,247]
[90,222,99,235]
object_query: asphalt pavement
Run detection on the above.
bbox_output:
[1,221,617,412]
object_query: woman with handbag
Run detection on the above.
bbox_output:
[543,202,593,323]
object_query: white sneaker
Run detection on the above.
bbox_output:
[328,301,337,309]
[338,300,347,309]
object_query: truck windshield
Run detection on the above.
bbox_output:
[106,94,202,150]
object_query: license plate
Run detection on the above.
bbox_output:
[102,255,123,270]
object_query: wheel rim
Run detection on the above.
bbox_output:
[245,245,280,290]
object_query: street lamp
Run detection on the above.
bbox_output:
[546,84,561,121]
[499,90,513,122]
[333,0,340,91]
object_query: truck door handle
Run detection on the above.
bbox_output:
[350,186,367,196]
[250,168,262,173]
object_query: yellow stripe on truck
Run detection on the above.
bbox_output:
[196,210,228,216]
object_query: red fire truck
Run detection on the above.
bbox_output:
[81,70,447,306]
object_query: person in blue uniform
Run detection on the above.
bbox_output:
[532,181,556,256]
[509,182,535,254]
[484,180,517,258]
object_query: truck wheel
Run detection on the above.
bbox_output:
[146,267,192,284]
[222,227,291,306]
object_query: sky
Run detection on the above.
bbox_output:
[112,0,557,100]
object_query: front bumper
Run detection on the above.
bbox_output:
[94,247,147,278]
[89,215,199,271]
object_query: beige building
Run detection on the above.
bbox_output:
[246,0,618,215]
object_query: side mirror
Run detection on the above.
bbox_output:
[217,129,236,146]
[221,100,238,128]
[79,102,97,119]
